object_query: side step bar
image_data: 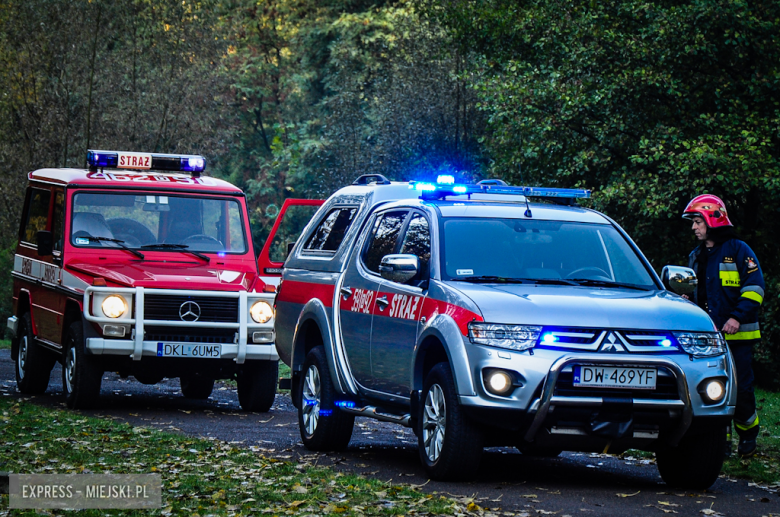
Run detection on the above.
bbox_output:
[340,405,412,427]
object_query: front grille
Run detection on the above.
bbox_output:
[145,295,238,323]
[145,326,236,344]
[554,366,680,400]
[543,327,601,345]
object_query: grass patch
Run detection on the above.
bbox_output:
[722,387,780,485]
[0,398,497,516]
[0,339,10,350]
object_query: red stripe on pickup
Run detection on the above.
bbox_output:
[276,280,335,308]
[420,297,483,336]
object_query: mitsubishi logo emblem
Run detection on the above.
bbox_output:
[601,332,626,352]
[179,301,201,322]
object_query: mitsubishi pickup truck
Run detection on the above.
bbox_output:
[273,174,736,488]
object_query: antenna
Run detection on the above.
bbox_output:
[520,163,532,217]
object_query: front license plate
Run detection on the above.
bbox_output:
[156,343,221,359]
[573,366,656,390]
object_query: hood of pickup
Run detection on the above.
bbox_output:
[67,260,257,291]
[444,281,715,332]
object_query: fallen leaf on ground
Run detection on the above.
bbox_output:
[617,491,641,497]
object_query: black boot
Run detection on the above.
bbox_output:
[737,426,759,458]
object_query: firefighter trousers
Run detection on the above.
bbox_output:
[729,341,760,439]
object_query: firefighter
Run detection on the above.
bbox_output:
[683,194,764,457]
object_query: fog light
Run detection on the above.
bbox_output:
[252,331,274,343]
[705,380,725,402]
[103,325,127,337]
[485,370,514,396]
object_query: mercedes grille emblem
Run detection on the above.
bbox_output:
[179,301,201,322]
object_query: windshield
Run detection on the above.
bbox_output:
[442,218,656,289]
[70,192,248,254]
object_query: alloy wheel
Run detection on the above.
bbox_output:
[17,335,28,380]
[64,346,76,395]
[422,383,446,462]
[302,364,321,437]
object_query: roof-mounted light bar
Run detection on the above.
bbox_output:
[87,150,207,176]
[409,178,590,201]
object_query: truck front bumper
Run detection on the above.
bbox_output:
[85,338,278,361]
[83,286,276,364]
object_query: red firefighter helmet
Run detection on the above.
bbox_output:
[682,194,733,228]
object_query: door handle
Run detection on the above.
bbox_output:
[340,286,353,299]
[376,295,389,310]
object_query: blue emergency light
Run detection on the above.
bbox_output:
[409,177,591,201]
[87,150,207,175]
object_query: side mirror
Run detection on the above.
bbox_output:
[661,265,697,295]
[37,230,53,257]
[378,254,419,284]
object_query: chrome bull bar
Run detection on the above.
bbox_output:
[523,354,693,447]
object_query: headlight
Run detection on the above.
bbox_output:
[250,300,273,323]
[673,332,726,357]
[101,295,127,319]
[468,323,542,351]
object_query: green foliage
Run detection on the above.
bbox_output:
[432,0,780,386]
[218,0,485,246]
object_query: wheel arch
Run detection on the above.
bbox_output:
[12,290,33,361]
[414,315,476,397]
[290,299,342,406]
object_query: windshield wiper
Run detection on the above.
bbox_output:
[83,236,145,260]
[567,278,651,291]
[454,276,578,286]
[139,243,210,263]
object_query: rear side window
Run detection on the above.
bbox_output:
[304,207,358,253]
[22,188,51,244]
[363,210,408,274]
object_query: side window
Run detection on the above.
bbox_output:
[22,188,51,245]
[363,210,408,274]
[52,191,65,252]
[304,207,358,252]
[399,213,431,282]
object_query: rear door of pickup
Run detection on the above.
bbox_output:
[257,199,324,287]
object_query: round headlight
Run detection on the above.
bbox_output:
[485,370,513,396]
[101,295,127,319]
[705,380,725,402]
[250,300,273,323]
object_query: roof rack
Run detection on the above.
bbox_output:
[352,174,391,186]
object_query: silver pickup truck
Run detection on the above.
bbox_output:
[273,175,735,488]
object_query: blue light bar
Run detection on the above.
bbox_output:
[335,400,356,408]
[660,339,673,347]
[408,181,591,201]
[87,150,207,175]
[437,174,455,185]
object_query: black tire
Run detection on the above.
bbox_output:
[180,377,214,399]
[298,347,354,451]
[15,313,55,394]
[656,426,726,489]
[62,320,103,409]
[237,360,278,412]
[418,362,483,481]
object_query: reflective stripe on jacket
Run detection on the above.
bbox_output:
[688,238,765,340]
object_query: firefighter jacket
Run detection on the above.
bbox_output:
[688,238,765,342]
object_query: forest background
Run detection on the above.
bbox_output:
[1,0,779,386]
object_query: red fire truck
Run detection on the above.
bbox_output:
[6,150,321,410]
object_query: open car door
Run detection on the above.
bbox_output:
[257,198,324,287]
